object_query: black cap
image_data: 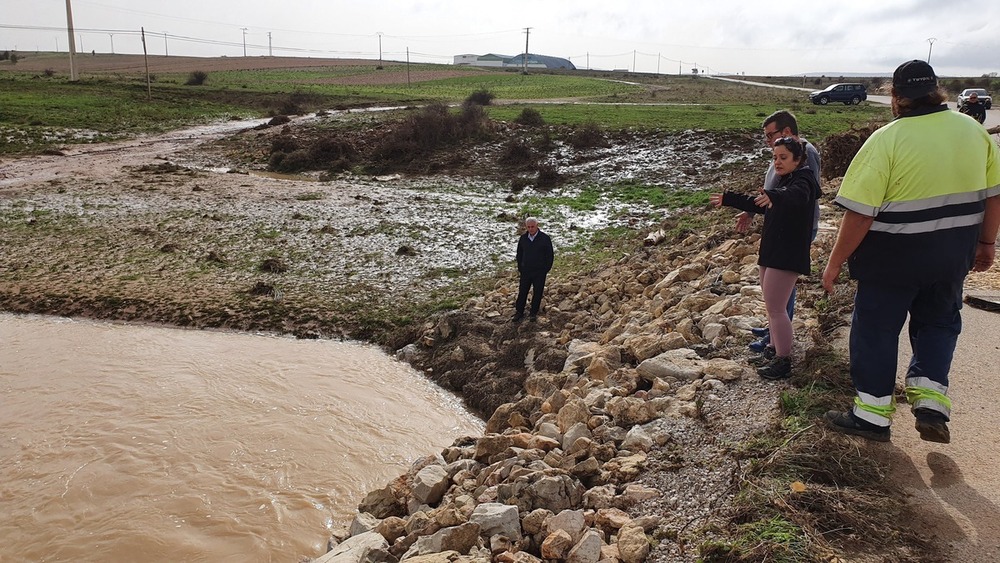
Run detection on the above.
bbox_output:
[893,60,938,98]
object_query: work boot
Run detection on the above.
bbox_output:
[757,355,791,380]
[748,346,776,367]
[824,410,891,442]
[914,408,951,444]
[510,313,524,323]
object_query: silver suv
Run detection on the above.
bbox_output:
[957,88,992,110]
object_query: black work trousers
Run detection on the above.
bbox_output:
[515,271,547,316]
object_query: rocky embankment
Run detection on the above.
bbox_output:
[316,220,828,563]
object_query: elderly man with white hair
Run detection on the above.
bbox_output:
[512,217,554,323]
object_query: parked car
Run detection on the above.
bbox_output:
[957,88,992,110]
[809,83,867,105]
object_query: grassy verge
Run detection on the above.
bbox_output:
[0,67,892,155]
[487,101,889,137]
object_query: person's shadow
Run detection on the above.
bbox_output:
[888,446,1000,550]
[926,451,1000,541]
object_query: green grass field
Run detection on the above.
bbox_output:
[0,62,892,155]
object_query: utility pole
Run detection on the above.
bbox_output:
[163,32,168,56]
[241,28,248,56]
[376,32,383,62]
[632,50,636,73]
[267,32,272,56]
[109,33,114,54]
[657,53,660,75]
[141,27,151,100]
[522,27,531,74]
[64,0,78,81]
[926,37,937,63]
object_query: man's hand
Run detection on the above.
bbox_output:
[822,260,843,293]
[753,191,772,209]
[735,212,753,233]
[973,243,996,272]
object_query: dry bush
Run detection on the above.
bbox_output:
[819,122,885,180]
[258,258,288,273]
[368,103,494,172]
[185,70,208,86]
[464,89,495,106]
[535,164,562,189]
[514,107,545,127]
[498,139,536,166]
[566,121,609,149]
[269,133,357,173]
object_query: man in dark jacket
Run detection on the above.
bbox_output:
[513,217,554,322]
[960,92,987,124]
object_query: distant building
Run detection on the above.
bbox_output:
[454,53,576,70]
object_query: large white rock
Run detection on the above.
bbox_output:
[469,502,521,541]
[412,464,450,505]
[313,531,391,563]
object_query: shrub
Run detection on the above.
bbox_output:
[465,89,495,106]
[369,103,494,170]
[269,149,311,172]
[0,51,9,61]
[42,68,55,77]
[268,133,356,173]
[820,123,884,180]
[514,107,545,127]
[185,70,208,86]
[535,164,562,189]
[499,139,536,166]
[566,122,609,150]
[277,92,312,116]
[270,135,299,154]
[9,52,19,64]
[310,136,357,165]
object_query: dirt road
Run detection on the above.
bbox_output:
[879,303,1000,561]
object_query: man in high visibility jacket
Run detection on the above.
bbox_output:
[822,60,1000,443]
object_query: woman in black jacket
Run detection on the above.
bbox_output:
[711,137,821,380]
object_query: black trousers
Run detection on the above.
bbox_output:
[515,271,547,316]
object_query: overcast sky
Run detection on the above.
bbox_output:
[2,0,998,77]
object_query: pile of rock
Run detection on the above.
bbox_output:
[321,227,823,562]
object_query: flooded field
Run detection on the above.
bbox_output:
[0,112,765,340]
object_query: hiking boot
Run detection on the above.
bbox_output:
[510,313,524,323]
[824,410,891,442]
[757,356,791,380]
[748,338,769,353]
[748,346,776,367]
[750,327,770,338]
[914,408,951,444]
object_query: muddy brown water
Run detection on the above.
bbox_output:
[0,313,483,562]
